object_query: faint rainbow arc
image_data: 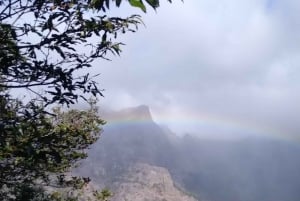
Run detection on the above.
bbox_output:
[103,110,300,143]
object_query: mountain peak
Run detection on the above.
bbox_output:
[102,105,153,122]
[120,105,153,121]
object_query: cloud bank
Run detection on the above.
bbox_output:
[91,0,300,140]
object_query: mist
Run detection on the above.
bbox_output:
[75,105,300,201]
[88,0,300,141]
[76,1,300,200]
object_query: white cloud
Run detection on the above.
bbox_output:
[93,0,300,140]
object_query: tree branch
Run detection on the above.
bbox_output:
[0,81,54,89]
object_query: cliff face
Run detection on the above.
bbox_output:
[110,163,198,201]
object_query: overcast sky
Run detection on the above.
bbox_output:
[90,0,300,140]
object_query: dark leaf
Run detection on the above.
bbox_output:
[129,0,147,12]
[105,0,110,9]
[116,0,122,7]
[145,0,159,9]
[53,46,66,59]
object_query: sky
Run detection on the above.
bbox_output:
[89,0,300,140]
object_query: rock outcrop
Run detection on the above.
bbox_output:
[110,163,198,201]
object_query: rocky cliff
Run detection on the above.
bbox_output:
[110,163,198,201]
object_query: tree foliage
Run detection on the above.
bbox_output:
[0,0,172,105]
[0,97,106,200]
[0,0,171,200]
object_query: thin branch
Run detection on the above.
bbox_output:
[0,0,20,19]
[0,81,54,89]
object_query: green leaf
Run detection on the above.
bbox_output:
[129,0,147,12]
[145,0,159,9]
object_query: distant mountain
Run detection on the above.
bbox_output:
[76,105,300,201]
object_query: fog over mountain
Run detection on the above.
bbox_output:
[75,105,300,201]
[94,0,300,141]
[74,2,300,198]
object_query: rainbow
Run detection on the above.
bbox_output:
[103,108,300,143]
